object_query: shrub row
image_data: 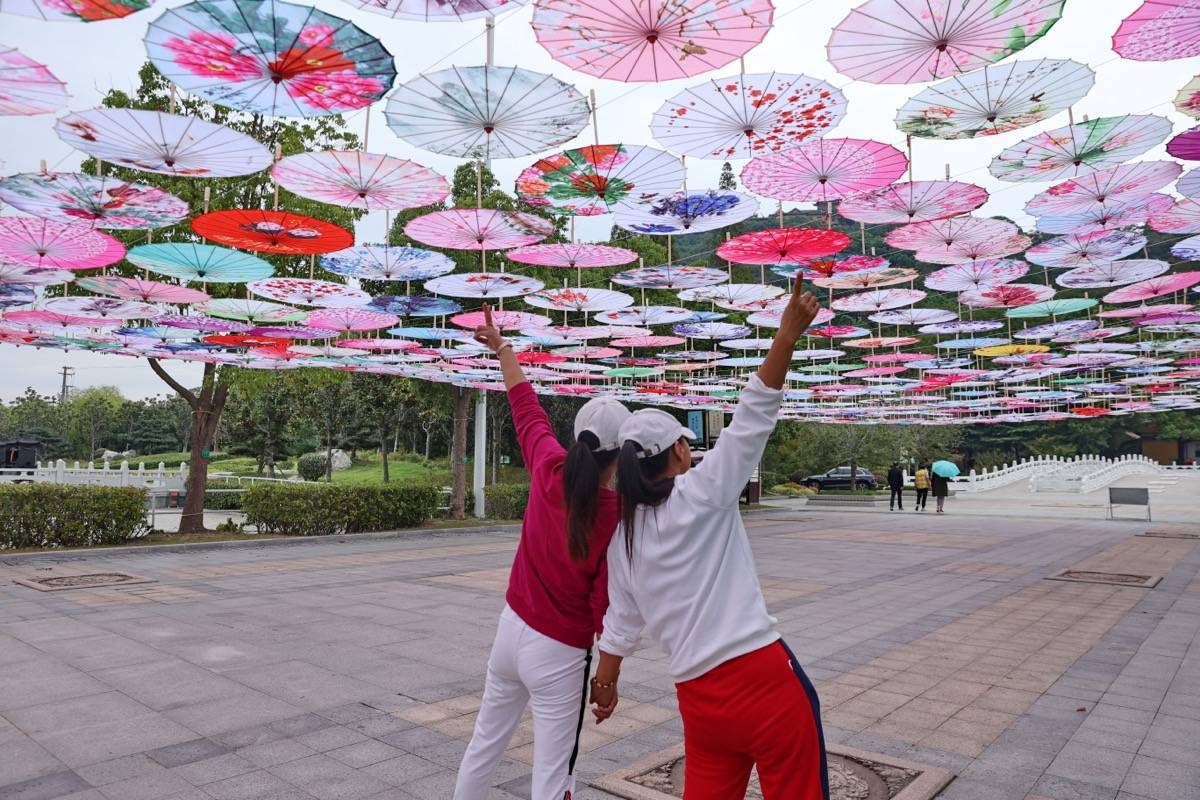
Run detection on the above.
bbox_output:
[0,484,147,549]
[242,483,440,536]
[484,483,529,521]
[204,478,244,511]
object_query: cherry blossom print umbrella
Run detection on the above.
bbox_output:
[1025,230,1147,269]
[424,272,544,299]
[836,181,987,225]
[451,309,550,330]
[827,0,1065,84]
[0,46,67,116]
[917,231,1031,265]
[678,283,785,308]
[339,0,524,21]
[145,0,395,117]
[1024,161,1182,218]
[650,72,846,159]
[506,243,637,271]
[54,109,271,177]
[304,307,399,332]
[1177,75,1200,118]
[1056,260,1170,289]
[1034,193,1175,236]
[595,306,694,326]
[3,310,118,330]
[1113,0,1200,61]
[41,296,162,319]
[989,115,1173,182]
[126,242,274,284]
[74,276,210,304]
[717,227,850,265]
[191,210,353,255]
[404,209,554,251]
[247,278,370,308]
[1103,272,1200,303]
[740,138,908,203]
[516,145,683,216]
[0,172,188,229]
[1099,303,1192,319]
[610,265,729,290]
[531,0,775,83]
[870,307,958,326]
[194,298,306,323]
[924,260,1029,292]
[385,66,588,160]
[271,150,448,211]
[320,245,454,282]
[959,283,1056,309]
[774,255,889,281]
[895,58,1093,139]
[0,218,126,272]
[813,268,918,291]
[612,190,758,234]
[1,0,151,21]
[1149,199,1200,234]
[831,288,926,313]
[525,288,634,313]
[886,216,1016,254]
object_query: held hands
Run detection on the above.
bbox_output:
[776,274,820,344]
[472,304,506,353]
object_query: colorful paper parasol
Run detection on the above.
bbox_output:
[1170,233,1200,261]
[924,260,1029,292]
[145,0,395,117]
[1056,260,1170,289]
[41,296,162,319]
[0,172,188,229]
[55,109,271,177]
[1149,199,1200,234]
[1024,161,1182,217]
[828,0,1065,84]
[1033,193,1175,235]
[451,309,550,330]
[506,243,637,270]
[525,288,634,313]
[126,242,274,283]
[366,295,461,317]
[813,268,918,290]
[989,115,1172,182]
[650,72,846,159]
[612,191,758,234]
[870,307,957,326]
[74,276,210,304]
[337,0,524,21]
[1176,75,1200,117]
[740,138,908,203]
[1006,298,1098,318]
[305,307,399,331]
[1026,230,1147,269]
[247,278,370,307]
[887,216,1017,253]
[610,265,729,290]
[836,181,987,225]
[958,283,1056,309]
[320,245,454,282]
[0,218,125,270]
[194,298,306,323]
[0,264,73,286]
[0,285,35,308]
[831,288,926,312]
[671,321,752,340]
[1103,272,1200,303]
[271,150,448,211]
[1,0,151,21]
[404,209,554,251]
[424,272,544,299]
[1113,0,1200,61]
[1167,127,1200,161]
[531,0,775,83]
[596,306,694,326]
[191,210,353,255]
[1178,167,1200,198]
[678,283,785,307]
[0,46,67,116]
[516,145,683,215]
[154,313,250,333]
[385,65,589,160]
[717,227,850,265]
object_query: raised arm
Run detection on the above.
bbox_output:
[474,304,526,391]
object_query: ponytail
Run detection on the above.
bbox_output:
[563,430,618,562]
[617,440,675,561]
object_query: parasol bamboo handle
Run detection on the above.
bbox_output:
[272,144,282,211]
[590,89,599,145]
[485,16,495,66]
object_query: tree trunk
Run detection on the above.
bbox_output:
[380,430,389,483]
[850,457,858,491]
[424,427,431,459]
[450,388,470,519]
[324,423,334,482]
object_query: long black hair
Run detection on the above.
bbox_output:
[617,440,675,560]
[562,430,619,561]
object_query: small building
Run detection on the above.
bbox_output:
[1119,422,1197,465]
[1,437,40,469]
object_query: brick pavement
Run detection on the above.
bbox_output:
[0,510,1197,800]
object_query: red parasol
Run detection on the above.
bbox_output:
[192,210,353,255]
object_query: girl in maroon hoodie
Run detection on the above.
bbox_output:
[455,306,630,800]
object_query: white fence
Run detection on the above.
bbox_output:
[947,455,1069,493]
[0,459,187,491]
[1029,455,1172,494]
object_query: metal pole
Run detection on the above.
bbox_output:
[485,17,495,66]
[473,390,487,518]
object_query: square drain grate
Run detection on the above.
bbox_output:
[14,572,156,592]
[1046,570,1161,588]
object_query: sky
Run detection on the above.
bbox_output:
[1,0,1197,400]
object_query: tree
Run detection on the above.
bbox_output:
[718,162,737,191]
[65,386,124,457]
[350,374,410,483]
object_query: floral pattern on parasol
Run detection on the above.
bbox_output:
[1149,199,1200,234]
[610,265,729,290]
[677,284,784,308]
[0,172,188,229]
[887,216,1016,253]
[0,285,35,308]
[595,306,694,326]
[338,0,525,22]
[531,0,774,83]
[1056,260,1170,289]
[1,0,151,21]
[837,181,987,225]
[896,58,1093,139]
[424,272,544,299]
[194,298,306,323]
[516,145,683,216]
[870,307,958,326]
[0,218,125,270]
[320,245,454,282]
[126,242,274,284]
[813,268,918,290]
[506,243,637,270]
[958,283,1055,309]
[525,288,634,313]
[405,209,554,251]
[74,276,209,304]
[271,150,448,211]
[145,0,395,117]
[828,0,1066,84]
[305,307,399,331]
[671,322,752,340]
[1025,161,1182,218]
[717,227,850,265]
[989,115,1173,182]
[451,310,550,330]
[775,255,888,281]
[651,72,846,159]
[1103,272,1200,303]
[831,288,926,312]
[1176,75,1200,118]
[924,260,1029,292]
[191,210,353,255]
[154,313,250,333]
[247,278,370,308]
[41,296,162,319]
[1034,193,1175,235]
[1113,0,1200,61]
[0,46,67,116]
[740,138,907,203]
[366,295,461,317]
[612,191,758,234]
[1026,230,1147,269]
[0,264,73,286]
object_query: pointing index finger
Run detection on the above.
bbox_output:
[483,304,493,329]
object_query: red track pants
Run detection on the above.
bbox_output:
[676,640,828,800]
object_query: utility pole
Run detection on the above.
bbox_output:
[59,367,74,405]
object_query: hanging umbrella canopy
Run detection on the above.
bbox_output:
[1178,167,1200,198]
[1,0,151,21]
[531,0,775,83]
[385,65,589,160]
[1026,229,1147,269]
[194,298,306,323]
[1103,272,1200,304]
[678,283,785,307]
[1006,298,1099,318]
[405,208,554,251]
[717,227,850,265]
[920,319,1004,334]
[1034,193,1175,236]
[1056,260,1170,289]
[959,283,1056,309]
[1177,75,1200,117]
[596,306,694,326]
[0,46,67,116]
[155,312,251,332]
[516,145,683,216]
[831,288,926,312]
[0,218,125,270]
[870,307,957,326]
[338,0,525,21]
[506,243,637,270]
[305,307,399,331]
[75,276,210,304]
[740,138,908,203]
[0,264,74,285]
[836,181,987,224]
[1167,127,1200,160]
[3,309,119,329]
[916,233,1030,265]
[989,115,1172,182]
[813,268,918,290]
[191,210,353,254]
[612,190,758,234]
[1024,161,1182,218]
[775,255,888,281]
[0,285,35,308]
[271,150,448,211]
[1149,199,1200,234]
[610,265,729,290]
[887,216,1017,253]
[425,272,544,299]
[896,58,1094,139]
[55,108,271,177]
[925,260,1028,292]
[145,0,395,117]
[671,321,752,340]
[41,296,162,319]
[651,72,846,159]
[451,309,550,330]
[126,242,274,284]
[0,172,188,229]
[321,245,454,282]
[1113,0,1200,61]
[827,0,1066,84]
[247,277,370,308]
[366,295,461,317]
[525,288,634,313]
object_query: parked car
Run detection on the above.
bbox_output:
[800,466,878,491]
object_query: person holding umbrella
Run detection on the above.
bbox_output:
[930,460,959,514]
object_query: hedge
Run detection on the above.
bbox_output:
[204,479,244,511]
[485,483,529,521]
[242,483,440,536]
[296,453,327,482]
[0,484,147,549]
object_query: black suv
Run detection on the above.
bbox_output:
[800,466,878,491]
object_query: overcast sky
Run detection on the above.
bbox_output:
[1,0,1196,400]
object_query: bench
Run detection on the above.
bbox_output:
[1107,487,1151,521]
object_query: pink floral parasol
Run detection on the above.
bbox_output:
[1023,161,1182,217]
[924,260,1029,292]
[740,138,907,203]
[506,243,637,270]
[989,115,1172,182]
[1149,199,1200,233]
[525,288,634,313]
[1056,260,1170,289]
[611,335,686,348]
[404,209,554,251]
[869,308,958,326]
[531,0,775,83]
[3,310,119,329]
[247,278,371,308]
[154,313,251,333]
[305,307,399,332]
[886,216,1017,253]
[0,264,74,286]
[717,227,850,265]
[595,306,694,326]
[0,45,68,116]
[1025,230,1146,269]
[74,276,210,304]
[813,268,918,290]
[1034,193,1175,236]
[610,265,729,290]
[41,296,162,319]
[827,0,1066,84]
[837,180,987,224]
[1103,272,1200,303]
[424,272,544,299]
[0,172,189,229]
[831,288,926,312]
[451,310,551,330]
[271,150,448,211]
[1098,303,1192,319]
[958,283,1056,309]
[1113,0,1200,61]
[0,218,125,270]
[916,234,1031,265]
[338,338,419,351]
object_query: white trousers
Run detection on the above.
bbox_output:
[454,606,591,800]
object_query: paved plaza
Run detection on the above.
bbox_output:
[0,509,1197,800]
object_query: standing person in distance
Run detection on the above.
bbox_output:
[931,466,950,514]
[589,277,830,800]
[913,463,931,511]
[455,306,631,800]
[887,461,904,510]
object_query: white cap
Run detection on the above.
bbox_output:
[619,408,696,459]
[574,397,632,451]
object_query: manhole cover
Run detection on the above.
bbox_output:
[14,572,156,592]
[1046,570,1161,588]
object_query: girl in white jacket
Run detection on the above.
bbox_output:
[589,277,828,800]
